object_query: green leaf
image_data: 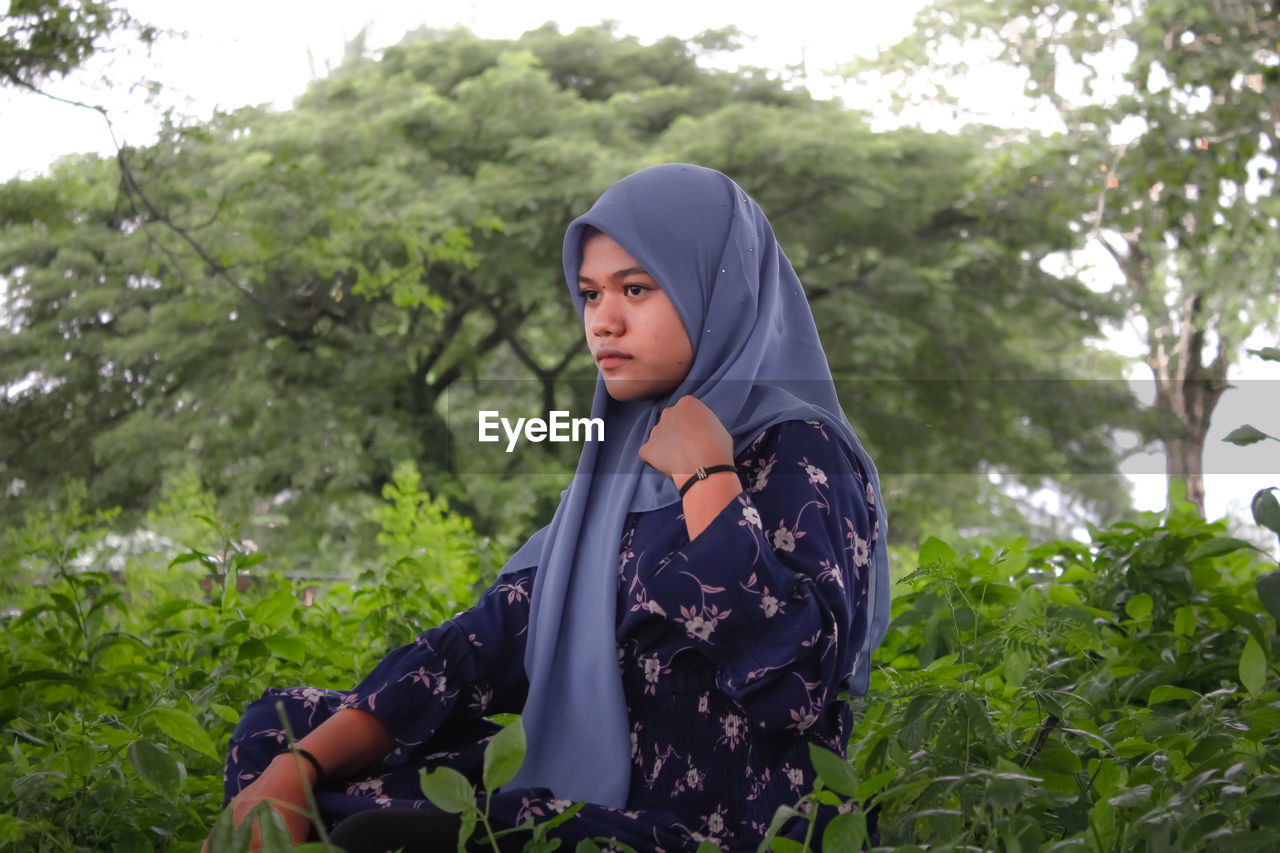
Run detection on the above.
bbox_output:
[856,768,899,800]
[1249,347,1280,363]
[919,536,956,565]
[1125,593,1153,620]
[1256,570,1280,628]
[695,841,722,853]
[482,717,526,791]
[1187,537,1254,562]
[237,637,269,662]
[1049,584,1084,607]
[1148,686,1198,704]
[149,706,218,759]
[574,841,604,853]
[1092,760,1127,797]
[418,766,475,813]
[252,587,296,631]
[1240,636,1267,695]
[1253,489,1280,536]
[1173,605,1197,636]
[253,800,294,850]
[0,669,88,690]
[815,789,843,806]
[769,840,806,853]
[808,742,859,797]
[822,810,868,851]
[237,551,268,570]
[1224,425,1269,446]
[540,801,586,832]
[1004,646,1030,688]
[205,804,252,852]
[456,808,476,853]
[263,633,306,663]
[1109,785,1153,808]
[128,739,182,794]
[1030,744,1082,774]
[759,804,801,851]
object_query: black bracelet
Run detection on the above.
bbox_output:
[678,464,738,498]
[293,747,326,784]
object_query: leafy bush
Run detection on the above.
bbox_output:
[0,469,492,851]
[2,478,1277,850]
[826,503,1280,852]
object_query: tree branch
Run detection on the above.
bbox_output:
[1018,714,1060,768]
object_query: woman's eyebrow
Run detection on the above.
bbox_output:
[577,266,651,284]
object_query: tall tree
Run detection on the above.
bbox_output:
[859,0,1280,515]
[0,24,1141,573]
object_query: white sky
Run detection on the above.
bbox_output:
[2,0,1278,539]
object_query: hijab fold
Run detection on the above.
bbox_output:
[500,164,890,806]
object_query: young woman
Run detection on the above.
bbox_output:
[215,164,890,851]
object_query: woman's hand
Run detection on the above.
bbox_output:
[202,752,315,851]
[641,396,741,540]
[639,395,735,484]
[203,707,392,852]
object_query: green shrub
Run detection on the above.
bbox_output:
[3,484,1277,850]
[824,504,1280,852]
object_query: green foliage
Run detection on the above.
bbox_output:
[0,24,1143,563]
[1,0,153,89]
[6,479,1279,850]
[366,460,502,626]
[766,508,1280,851]
[415,716,620,852]
[855,0,1280,515]
[0,473,490,850]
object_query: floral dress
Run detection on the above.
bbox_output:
[224,419,877,851]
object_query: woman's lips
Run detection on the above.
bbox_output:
[597,355,631,370]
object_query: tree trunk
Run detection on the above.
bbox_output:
[1147,293,1231,517]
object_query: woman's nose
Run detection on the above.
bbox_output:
[590,294,624,337]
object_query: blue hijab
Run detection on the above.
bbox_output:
[501,164,889,806]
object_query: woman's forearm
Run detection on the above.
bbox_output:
[678,471,742,541]
[294,707,394,781]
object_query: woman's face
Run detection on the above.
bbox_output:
[578,231,693,402]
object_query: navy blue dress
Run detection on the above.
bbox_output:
[224,419,877,851]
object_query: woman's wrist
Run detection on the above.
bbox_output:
[676,465,738,498]
[271,750,320,787]
[676,469,742,541]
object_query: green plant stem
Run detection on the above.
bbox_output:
[481,789,502,851]
[275,700,335,849]
[801,793,818,851]
[55,559,93,661]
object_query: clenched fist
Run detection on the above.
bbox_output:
[638,396,735,486]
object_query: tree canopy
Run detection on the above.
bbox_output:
[0,23,1145,572]
[1,0,152,90]
[857,0,1280,515]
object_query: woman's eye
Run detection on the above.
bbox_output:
[625,284,647,297]
[579,289,599,302]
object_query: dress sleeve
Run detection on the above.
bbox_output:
[636,420,876,735]
[340,567,534,763]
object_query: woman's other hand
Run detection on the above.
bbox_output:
[203,707,392,851]
[202,752,315,851]
[639,395,734,483]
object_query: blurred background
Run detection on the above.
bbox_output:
[3,0,1279,583]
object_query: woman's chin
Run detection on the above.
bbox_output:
[602,378,681,402]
